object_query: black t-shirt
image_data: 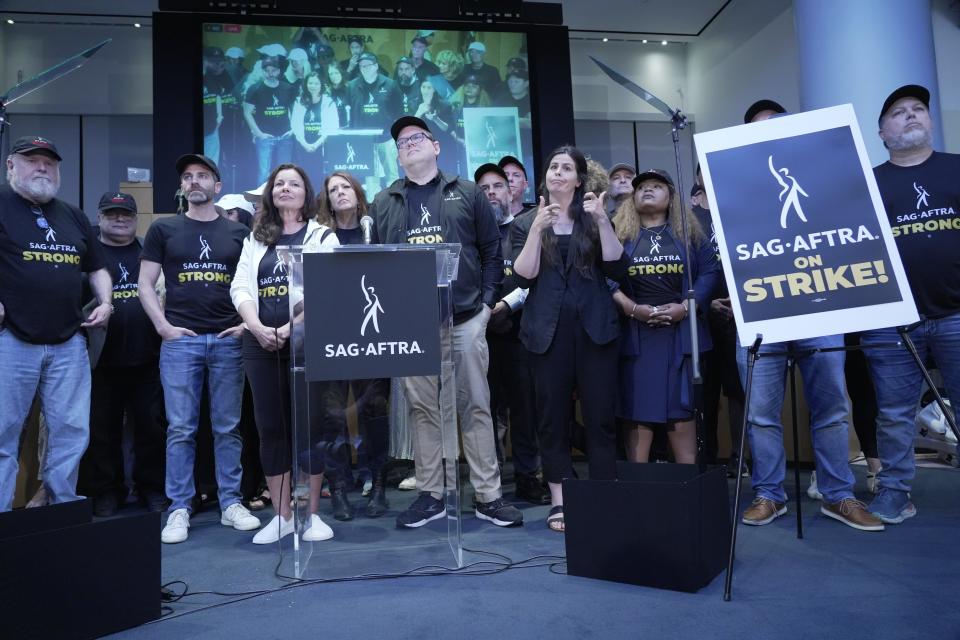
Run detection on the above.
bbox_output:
[330,87,350,128]
[468,64,502,95]
[348,74,402,142]
[405,178,445,245]
[301,98,326,145]
[398,80,422,115]
[141,215,248,334]
[257,225,308,328]
[244,81,297,137]
[413,59,441,84]
[874,151,960,318]
[506,93,531,119]
[98,240,160,366]
[335,225,363,246]
[626,228,684,306]
[0,185,106,344]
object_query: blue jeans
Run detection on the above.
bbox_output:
[254,133,293,185]
[160,333,244,513]
[861,312,960,493]
[0,329,90,511]
[737,335,855,504]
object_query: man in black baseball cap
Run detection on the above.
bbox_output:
[9,135,63,161]
[350,51,402,188]
[744,99,786,124]
[498,155,529,217]
[863,83,960,526]
[608,162,636,216]
[175,153,220,182]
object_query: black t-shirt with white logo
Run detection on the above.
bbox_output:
[874,151,960,318]
[405,178,445,245]
[257,225,308,329]
[626,227,684,306]
[0,185,106,344]
[692,204,725,298]
[98,240,160,366]
[348,74,402,142]
[244,81,297,137]
[141,215,248,334]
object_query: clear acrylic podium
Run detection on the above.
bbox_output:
[278,242,463,579]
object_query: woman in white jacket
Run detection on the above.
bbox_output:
[230,162,338,544]
[290,71,339,182]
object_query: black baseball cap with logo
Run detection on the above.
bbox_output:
[10,135,62,161]
[632,168,675,190]
[879,84,930,125]
[358,52,378,65]
[390,116,431,142]
[608,163,637,177]
[743,99,786,124]
[498,155,527,177]
[175,153,221,181]
[473,163,507,183]
[98,192,138,214]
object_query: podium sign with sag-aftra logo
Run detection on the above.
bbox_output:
[695,104,918,344]
[302,249,441,381]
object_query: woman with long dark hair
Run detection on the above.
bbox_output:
[511,145,627,533]
[313,171,392,519]
[325,63,350,128]
[291,71,339,180]
[610,169,719,465]
[230,163,339,543]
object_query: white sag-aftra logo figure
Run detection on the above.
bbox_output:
[118,262,130,284]
[914,182,930,210]
[485,120,497,149]
[346,143,357,164]
[199,235,212,260]
[360,275,385,337]
[768,155,809,229]
[419,203,431,226]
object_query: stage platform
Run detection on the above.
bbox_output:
[103,463,958,640]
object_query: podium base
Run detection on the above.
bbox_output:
[564,462,730,592]
[0,499,161,638]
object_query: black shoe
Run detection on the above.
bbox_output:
[366,476,389,518]
[514,473,551,505]
[475,497,523,527]
[331,481,354,521]
[93,492,119,517]
[141,491,170,513]
[396,492,445,528]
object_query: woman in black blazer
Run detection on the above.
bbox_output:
[511,145,627,532]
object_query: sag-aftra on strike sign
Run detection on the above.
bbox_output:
[695,104,918,344]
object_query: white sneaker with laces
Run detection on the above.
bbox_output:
[221,502,261,531]
[806,471,823,501]
[252,514,295,544]
[162,508,190,544]
[398,475,417,491]
[303,513,334,541]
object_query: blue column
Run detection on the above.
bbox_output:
[794,0,943,164]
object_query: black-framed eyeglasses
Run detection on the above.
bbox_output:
[30,205,50,230]
[396,132,433,149]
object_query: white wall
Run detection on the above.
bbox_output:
[0,22,152,115]
[932,0,960,151]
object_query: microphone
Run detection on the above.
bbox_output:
[360,215,374,245]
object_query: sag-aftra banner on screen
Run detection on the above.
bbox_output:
[695,104,918,344]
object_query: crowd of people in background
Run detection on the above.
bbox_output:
[1,82,957,547]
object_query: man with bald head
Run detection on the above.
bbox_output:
[861,84,960,525]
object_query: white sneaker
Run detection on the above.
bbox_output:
[303,513,334,542]
[398,475,417,491]
[362,478,373,497]
[161,508,190,544]
[252,514,295,544]
[806,471,823,501]
[221,502,261,531]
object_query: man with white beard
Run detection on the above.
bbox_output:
[0,136,113,511]
[139,153,257,543]
[862,84,960,524]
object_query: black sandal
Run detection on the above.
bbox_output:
[546,505,565,533]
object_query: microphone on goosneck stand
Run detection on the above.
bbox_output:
[360,215,374,245]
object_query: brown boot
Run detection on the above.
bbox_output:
[821,498,884,531]
[741,497,786,526]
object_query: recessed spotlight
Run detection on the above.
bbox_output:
[661,40,668,45]
[6,19,14,24]
[134,22,141,28]
[602,37,609,42]
[642,39,648,44]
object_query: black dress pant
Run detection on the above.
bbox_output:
[845,332,878,459]
[703,311,746,464]
[488,331,541,476]
[79,362,166,498]
[529,300,618,484]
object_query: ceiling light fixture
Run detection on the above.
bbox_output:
[134,22,141,28]
[642,39,648,44]
[6,19,14,24]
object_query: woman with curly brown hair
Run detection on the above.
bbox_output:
[230,163,338,543]
[610,169,720,466]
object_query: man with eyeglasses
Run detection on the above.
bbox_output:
[77,192,167,517]
[348,52,402,189]
[368,116,522,529]
[0,135,113,511]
